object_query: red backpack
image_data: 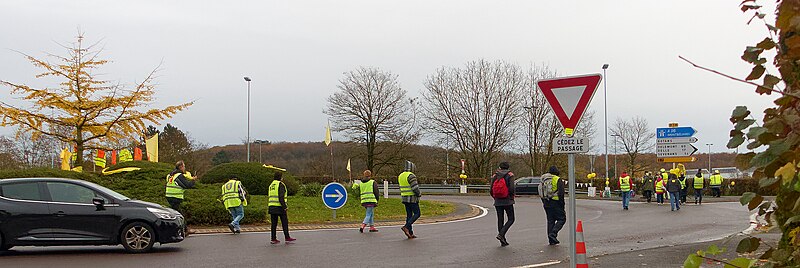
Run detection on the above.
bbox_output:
[491,172,511,198]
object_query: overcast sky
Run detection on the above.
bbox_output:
[0,0,779,153]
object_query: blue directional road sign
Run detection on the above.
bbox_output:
[321,182,348,210]
[656,127,697,139]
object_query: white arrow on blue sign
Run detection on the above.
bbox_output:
[321,182,348,210]
[656,127,697,139]
[656,137,699,144]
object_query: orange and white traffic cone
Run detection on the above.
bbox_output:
[575,220,588,268]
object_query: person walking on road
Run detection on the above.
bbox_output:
[641,172,655,203]
[619,171,632,210]
[666,173,682,211]
[710,170,724,197]
[540,166,566,246]
[221,176,247,234]
[693,170,704,205]
[165,160,196,234]
[490,162,515,247]
[399,161,422,239]
[679,174,688,205]
[655,174,666,205]
[268,172,296,244]
[353,170,380,233]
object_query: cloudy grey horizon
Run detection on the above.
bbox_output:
[0,0,778,153]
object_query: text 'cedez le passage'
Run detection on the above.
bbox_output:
[555,138,586,152]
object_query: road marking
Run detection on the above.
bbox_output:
[193,204,489,237]
[510,260,562,268]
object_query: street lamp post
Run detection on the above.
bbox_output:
[706,143,713,174]
[244,77,251,162]
[255,140,265,164]
[602,64,609,180]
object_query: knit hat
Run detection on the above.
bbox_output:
[548,166,560,176]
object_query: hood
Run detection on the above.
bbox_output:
[125,199,166,209]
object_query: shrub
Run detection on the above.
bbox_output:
[200,162,299,195]
[299,182,323,197]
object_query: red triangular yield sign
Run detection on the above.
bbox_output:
[537,74,602,132]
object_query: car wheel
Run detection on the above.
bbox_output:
[120,222,155,253]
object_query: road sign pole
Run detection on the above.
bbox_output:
[569,153,576,268]
[333,209,336,219]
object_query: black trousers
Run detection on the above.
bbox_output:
[643,190,653,203]
[694,189,703,204]
[270,213,290,240]
[711,186,721,197]
[544,205,566,244]
[680,189,688,203]
[495,205,515,238]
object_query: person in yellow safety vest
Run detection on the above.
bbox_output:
[399,161,422,239]
[619,171,632,210]
[679,175,688,205]
[655,174,666,205]
[165,161,196,234]
[221,176,247,234]
[693,170,704,205]
[353,170,380,233]
[660,168,671,201]
[710,170,724,198]
[268,172,295,244]
[541,166,566,246]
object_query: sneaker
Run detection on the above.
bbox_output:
[234,229,241,234]
[270,239,280,245]
[228,224,235,233]
[369,227,379,232]
[359,224,366,233]
[401,226,412,238]
[496,235,509,246]
[285,237,297,243]
[411,235,417,239]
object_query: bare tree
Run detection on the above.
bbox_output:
[610,116,655,176]
[422,60,526,177]
[324,67,418,174]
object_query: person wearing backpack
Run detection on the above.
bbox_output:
[540,166,566,245]
[490,162,515,247]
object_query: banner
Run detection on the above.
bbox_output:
[111,150,117,165]
[324,123,332,146]
[346,158,351,172]
[94,150,106,168]
[59,148,71,170]
[134,147,142,161]
[145,133,158,162]
[120,149,133,162]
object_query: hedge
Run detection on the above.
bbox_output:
[200,162,299,195]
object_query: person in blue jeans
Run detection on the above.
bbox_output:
[666,173,682,211]
[354,170,380,233]
[221,176,247,234]
[399,161,422,239]
[618,171,632,210]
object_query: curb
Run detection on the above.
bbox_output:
[191,202,481,234]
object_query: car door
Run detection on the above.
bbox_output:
[44,182,118,243]
[0,182,52,243]
[515,178,532,194]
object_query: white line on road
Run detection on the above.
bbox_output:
[193,204,489,237]
[510,260,562,268]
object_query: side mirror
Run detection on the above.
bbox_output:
[92,197,106,210]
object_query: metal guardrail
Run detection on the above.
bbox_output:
[379,184,591,195]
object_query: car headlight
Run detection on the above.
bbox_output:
[147,207,178,220]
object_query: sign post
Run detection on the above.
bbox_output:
[321,182,348,219]
[537,74,601,268]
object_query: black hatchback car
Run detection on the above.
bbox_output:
[0,178,185,253]
[514,176,542,195]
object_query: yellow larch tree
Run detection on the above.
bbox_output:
[0,33,193,167]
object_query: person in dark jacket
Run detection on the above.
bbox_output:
[641,172,655,203]
[166,161,196,234]
[542,166,566,245]
[666,173,682,211]
[490,162,515,246]
[268,172,296,244]
[399,161,422,239]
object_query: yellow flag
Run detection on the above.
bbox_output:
[324,123,332,146]
[59,148,71,170]
[346,158,351,172]
[145,133,158,162]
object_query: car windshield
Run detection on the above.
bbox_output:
[84,181,130,201]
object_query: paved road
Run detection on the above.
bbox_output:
[0,196,750,268]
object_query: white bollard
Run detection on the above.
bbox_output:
[460,184,467,194]
[384,180,389,198]
[587,187,596,197]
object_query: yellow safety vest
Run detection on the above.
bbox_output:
[398,172,413,196]
[359,180,377,204]
[619,176,631,191]
[655,180,665,193]
[268,180,287,207]
[679,178,686,189]
[551,175,561,201]
[710,175,723,186]
[221,180,246,209]
[165,173,185,199]
[693,176,704,189]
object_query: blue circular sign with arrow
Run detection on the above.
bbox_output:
[321,182,348,210]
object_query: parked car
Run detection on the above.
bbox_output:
[0,178,185,253]
[515,176,541,195]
